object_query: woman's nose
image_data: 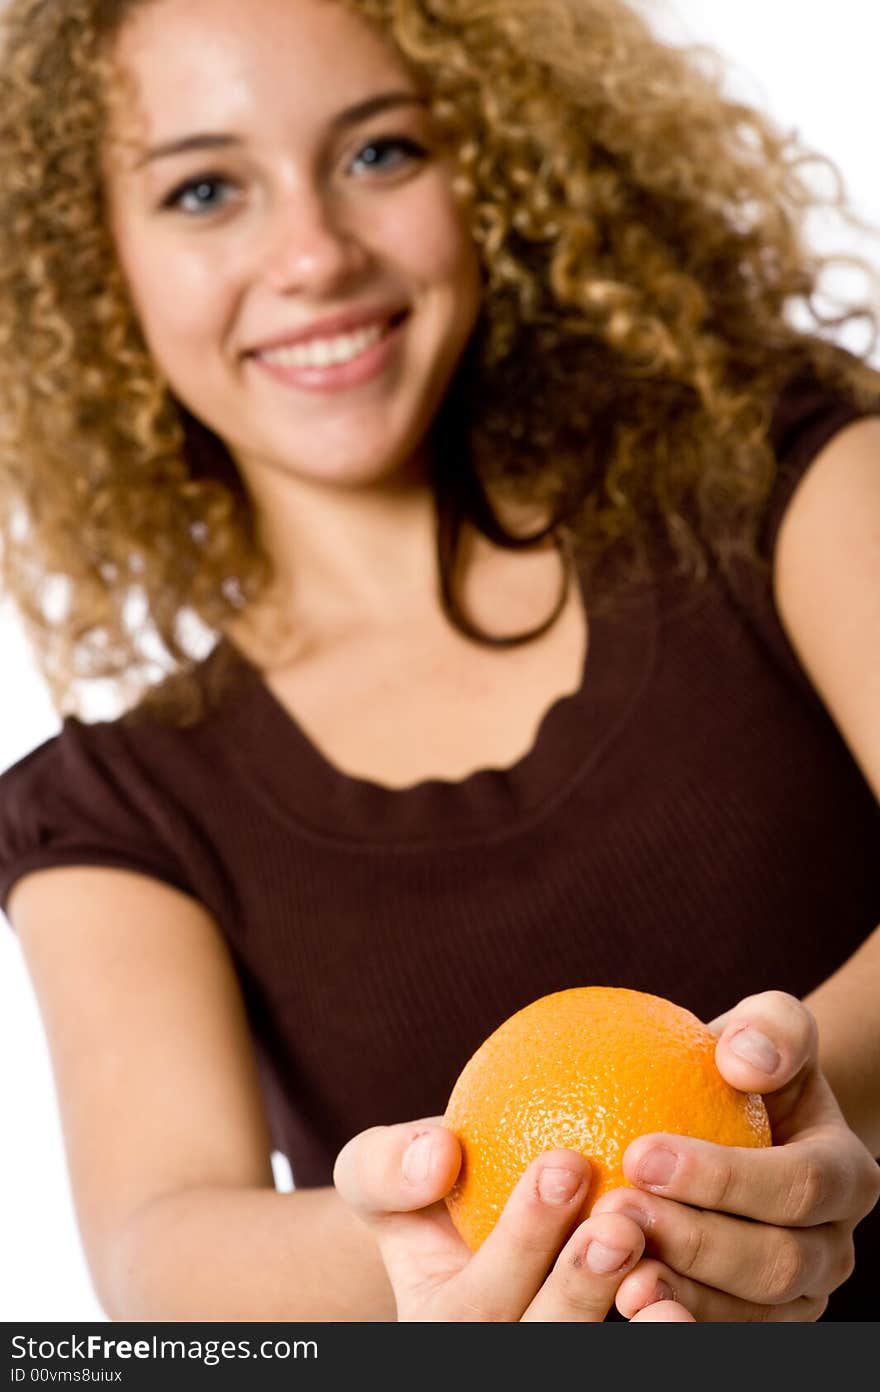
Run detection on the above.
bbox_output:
[260,189,371,293]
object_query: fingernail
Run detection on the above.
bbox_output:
[636,1147,678,1188]
[586,1241,631,1275]
[620,1204,650,1230]
[538,1165,583,1205]
[651,1279,676,1305]
[402,1132,436,1184]
[730,1028,780,1074]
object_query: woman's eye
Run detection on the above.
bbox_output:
[157,138,426,215]
[350,136,427,176]
[160,174,238,216]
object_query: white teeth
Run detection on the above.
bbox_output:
[258,320,389,370]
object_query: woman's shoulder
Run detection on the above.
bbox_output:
[769,404,880,802]
[763,349,880,559]
[687,347,879,709]
[0,713,195,925]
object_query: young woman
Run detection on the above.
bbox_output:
[0,0,878,1321]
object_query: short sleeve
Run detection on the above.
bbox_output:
[761,364,880,561]
[720,358,880,705]
[0,716,195,924]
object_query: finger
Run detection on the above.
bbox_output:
[616,1258,828,1323]
[333,1117,461,1223]
[710,990,814,1092]
[333,1117,470,1302]
[629,1298,696,1322]
[622,1128,871,1226]
[451,1149,596,1320]
[521,1212,645,1322]
[592,1188,854,1304]
[708,991,840,1139]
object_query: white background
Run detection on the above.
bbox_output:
[1,0,879,1321]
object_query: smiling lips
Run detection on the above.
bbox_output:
[248,310,408,392]
[259,319,388,369]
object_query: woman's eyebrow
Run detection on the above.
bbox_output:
[133,90,428,169]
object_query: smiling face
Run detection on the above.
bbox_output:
[103,0,483,497]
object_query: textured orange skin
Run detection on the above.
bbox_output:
[443,986,772,1252]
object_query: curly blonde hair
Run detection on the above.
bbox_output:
[1,0,878,727]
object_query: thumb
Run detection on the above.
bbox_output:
[333,1117,469,1308]
[708,990,835,1139]
[333,1116,461,1223]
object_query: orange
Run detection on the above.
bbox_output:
[443,986,772,1251]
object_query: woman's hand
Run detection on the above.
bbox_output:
[333,1125,694,1321]
[592,991,880,1321]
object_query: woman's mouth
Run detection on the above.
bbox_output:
[248,310,409,394]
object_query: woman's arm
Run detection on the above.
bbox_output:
[107,1184,395,1321]
[772,413,880,1157]
[804,923,880,1156]
[9,864,395,1321]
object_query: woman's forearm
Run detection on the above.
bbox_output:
[804,921,880,1157]
[103,1183,397,1321]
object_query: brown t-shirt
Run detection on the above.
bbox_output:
[1,374,878,1319]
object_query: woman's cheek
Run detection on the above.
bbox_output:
[129,243,238,374]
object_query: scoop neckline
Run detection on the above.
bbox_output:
[208,564,658,849]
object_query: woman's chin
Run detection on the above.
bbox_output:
[231,438,432,493]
